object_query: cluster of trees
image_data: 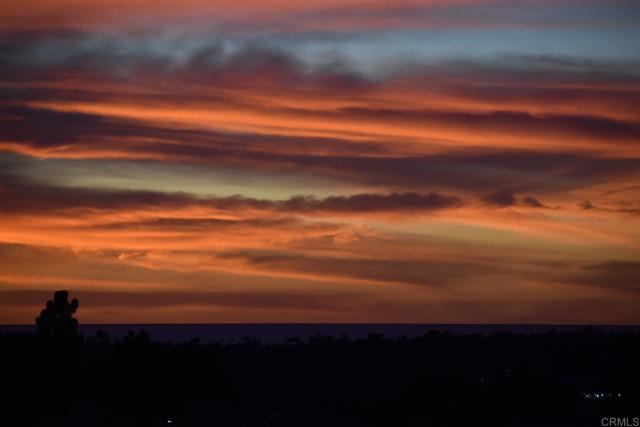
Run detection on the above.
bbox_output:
[0,290,636,426]
[35,290,79,338]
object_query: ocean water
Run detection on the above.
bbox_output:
[2,323,639,343]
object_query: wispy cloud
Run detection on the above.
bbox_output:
[1,0,639,323]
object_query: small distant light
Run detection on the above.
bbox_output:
[167,420,174,424]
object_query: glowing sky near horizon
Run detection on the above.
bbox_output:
[1,0,639,324]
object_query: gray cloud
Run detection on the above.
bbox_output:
[0,170,460,216]
[571,261,640,294]
[522,196,545,208]
[218,249,494,286]
[482,190,517,207]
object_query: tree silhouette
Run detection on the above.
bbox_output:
[35,290,80,338]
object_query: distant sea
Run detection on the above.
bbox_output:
[2,324,640,343]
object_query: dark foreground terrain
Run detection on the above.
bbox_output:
[1,328,639,426]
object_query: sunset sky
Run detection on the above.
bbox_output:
[1,0,639,324]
